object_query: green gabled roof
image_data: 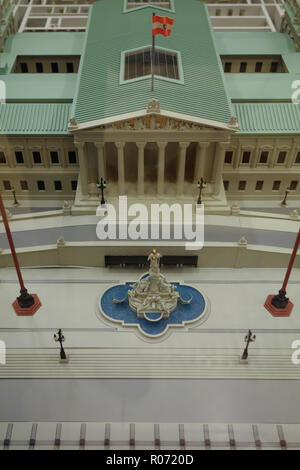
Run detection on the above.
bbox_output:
[234,103,300,134]
[1,32,85,72]
[0,74,78,102]
[73,0,232,125]
[0,103,72,135]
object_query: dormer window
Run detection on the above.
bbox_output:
[126,0,173,11]
[121,46,183,84]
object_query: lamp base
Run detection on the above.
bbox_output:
[264,294,293,317]
[13,294,42,316]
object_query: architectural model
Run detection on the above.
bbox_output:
[0,0,300,452]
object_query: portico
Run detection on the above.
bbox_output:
[72,109,234,206]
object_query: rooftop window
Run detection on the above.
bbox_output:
[122,47,183,84]
[125,0,173,11]
[221,55,288,73]
[12,56,80,74]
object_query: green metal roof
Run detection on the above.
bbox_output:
[224,74,299,102]
[1,32,85,72]
[0,74,78,102]
[0,103,72,134]
[73,0,232,125]
[215,32,300,102]
[234,103,300,134]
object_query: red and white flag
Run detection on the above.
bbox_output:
[152,15,174,37]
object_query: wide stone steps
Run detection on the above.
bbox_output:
[0,352,299,379]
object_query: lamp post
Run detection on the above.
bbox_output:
[281,187,290,206]
[197,178,206,206]
[265,228,300,316]
[97,177,107,206]
[0,191,41,315]
[241,330,256,361]
[11,186,19,206]
[54,329,68,362]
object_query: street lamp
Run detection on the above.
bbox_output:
[197,178,206,206]
[97,177,107,206]
[11,186,19,206]
[281,187,291,206]
[0,191,41,315]
[241,330,256,361]
[265,228,300,316]
[54,329,68,362]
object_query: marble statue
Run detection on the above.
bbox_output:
[119,249,192,321]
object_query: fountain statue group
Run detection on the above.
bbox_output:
[113,249,192,322]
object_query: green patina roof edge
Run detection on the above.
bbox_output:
[1,101,300,135]
[0,103,72,135]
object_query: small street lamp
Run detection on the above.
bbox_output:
[241,330,256,362]
[197,178,206,206]
[97,177,107,206]
[281,187,291,206]
[54,329,68,362]
[11,186,19,206]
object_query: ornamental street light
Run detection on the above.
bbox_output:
[197,178,206,206]
[281,187,291,206]
[0,191,41,315]
[241,330,256,361]
[11,186,19,206]
[265,228,300,316]
[54,329,67,361]
[97,177,107,206]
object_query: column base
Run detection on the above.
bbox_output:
[13,294,42,316]
[264,294,293,317]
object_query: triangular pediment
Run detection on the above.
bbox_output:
[68,100,238,133]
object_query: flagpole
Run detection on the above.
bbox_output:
[151,12,155,92]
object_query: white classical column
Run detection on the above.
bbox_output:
[95,142,106,182]
[269,143,278,168]
[286,139,297,168]
[136,141,146,196]
[75,141,88,196]
[157,141,167,196]
[177,142,189,195]
[116,141,125,195]
[212,142,225,197]
[193,142,208,183]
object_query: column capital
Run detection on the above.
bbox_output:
[198,141,210,148]
[94,142,105,150]
[157,141,168,150]
[74,141,85,149]
[136,141,147,150]
[115,141,126,150]
[179,141,190,150]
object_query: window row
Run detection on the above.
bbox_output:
[223,61,284,73]
[224,150,300,166]
[221,55,287,74]
[223,180,299,192]
[2,180,78,192]
[13,56,81,74]
[0,150,77,165]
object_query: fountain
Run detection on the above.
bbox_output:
[113,249,192,322]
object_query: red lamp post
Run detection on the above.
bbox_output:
[265,228,300,317]
[0,192,41,316]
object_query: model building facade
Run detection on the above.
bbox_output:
[0,0,299,211]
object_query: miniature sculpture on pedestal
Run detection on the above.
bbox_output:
[99,249,208,339]
[125,249,191,321]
